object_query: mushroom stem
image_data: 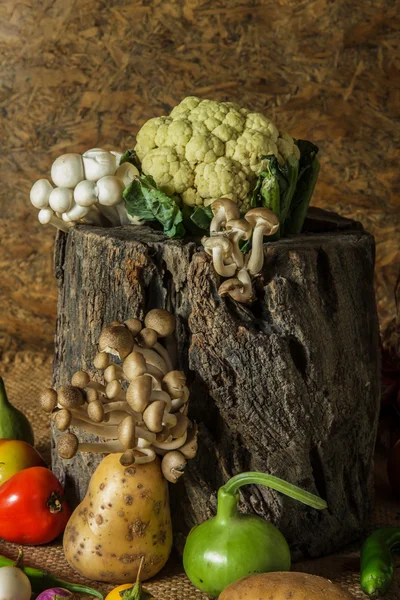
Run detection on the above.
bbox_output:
[136,427,157,443]
[38,208,71,233]
[70,417,118,437]
[212,246,237,278]
[104,364,128,383]
[134,447,156,464]
[78,440,123,453]
[133,343,168,375]
[103,401,140,419]
[246,223,267,275]
[153,342,174,372]
[152,431,188,451]
[96,204,121,225]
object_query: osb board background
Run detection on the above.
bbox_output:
[0,0,399,355]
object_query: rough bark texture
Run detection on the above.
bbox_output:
[52,208,380,560]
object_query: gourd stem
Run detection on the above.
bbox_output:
[215,487,240,524]
[221,472,327,510]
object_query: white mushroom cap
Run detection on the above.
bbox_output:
[38,208,71,232]
[115,163,140,187]
[51,154,85,188]
[82,148,117,181]
[74,180,98,207]
[96,176,125,206]
[49,187,74,213]
[30,179,53,209]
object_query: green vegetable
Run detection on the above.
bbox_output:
[0,554,103,598]
[123,174,185,238]
[0,377,34,446]
[360,528,400,597]
[183,470,328,597]
[119,148,142,172]
[284,140,320,235]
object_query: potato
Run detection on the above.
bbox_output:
[218,571,354,599]
[63,453,172,583]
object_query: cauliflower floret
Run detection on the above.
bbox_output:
[245,113,279,141]
[141,147,194,196]
[185,134,224,165]
[226,129,279,176]
[277,132,301,163]
[194,157,250,209]
[135,117,171,159]
[134,96,299,211]
[182,187,203,207]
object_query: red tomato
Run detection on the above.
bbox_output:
[0,466,70,544]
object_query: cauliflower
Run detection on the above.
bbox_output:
[135,97,300,211]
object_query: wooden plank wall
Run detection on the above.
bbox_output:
[0,0,399,353]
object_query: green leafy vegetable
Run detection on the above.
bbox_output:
[123,175,185,238]
[284,140,320,235]
[250,142,318,237]
[119,149,142,172]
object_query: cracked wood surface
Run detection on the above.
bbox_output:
[52,208,380,559]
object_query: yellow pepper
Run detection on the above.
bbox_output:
[105,559,156,600]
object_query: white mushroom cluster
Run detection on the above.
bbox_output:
[30,149,141,232]
[202,199,280,303]
[39,309,197,484]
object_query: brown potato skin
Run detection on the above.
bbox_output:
[218,572,354,600]
[63,453,172,583]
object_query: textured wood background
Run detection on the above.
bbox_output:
[0,0,399,355]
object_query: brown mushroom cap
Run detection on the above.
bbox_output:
[126,375,153,412]
[106,379,123,400]
[218,272,253,303]
[161,451,187,483]
[179,424,198,459]
[169,413,190,438]
[144,309,176,338]
[87,400,105,423]
[71,370,90,388]
[58,385,84,409]
[39,388,58,413]
[86,388,99,403]
[124,318,143,336]
[137,327,158,349]
[98,325,134,359]
[57,432,79,459]
[123,351,147,379]
[53,408,72,431]
[118,415,137,450]
[93,352,110,370]
[210,198,240,223]
[226,218,253,240]
[143,400,166,433]
[244,207,279,234]
[120,449,136,466]
[202,234,232,256]
[162,371,187,399]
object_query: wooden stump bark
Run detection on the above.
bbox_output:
[51,208,380,560]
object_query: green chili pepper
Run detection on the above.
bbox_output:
[182,471,327,597]
[0,553,104,598]
[360,528,400,597]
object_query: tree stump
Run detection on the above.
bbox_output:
[51,208,380,560]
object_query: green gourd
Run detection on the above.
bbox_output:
[0,377,34,445]
[183,471,327,597]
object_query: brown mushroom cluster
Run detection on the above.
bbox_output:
[202,199,279,303]
[39,309,197,484]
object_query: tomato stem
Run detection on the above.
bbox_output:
[221,471,327,510]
